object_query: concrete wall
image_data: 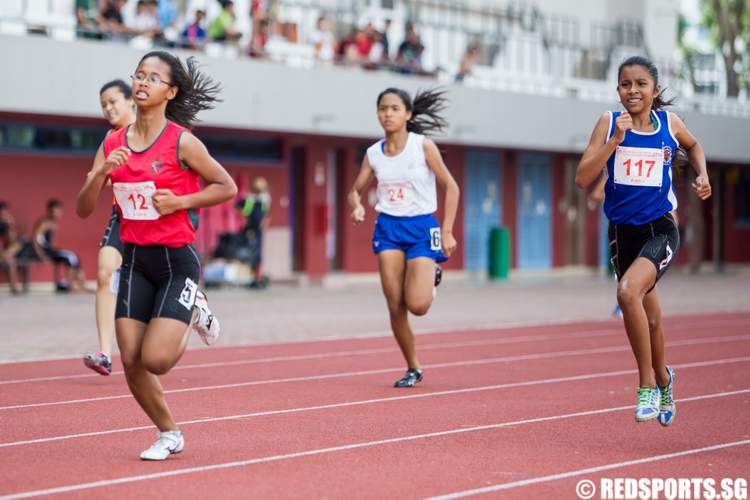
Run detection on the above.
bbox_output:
[1,34,749,163]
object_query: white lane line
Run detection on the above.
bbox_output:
[2,334,749,412]
[428,439,750,499]
[0,328,623,386]
[3,315,746,385]
[1,356,748,449]
[2,389,749,499]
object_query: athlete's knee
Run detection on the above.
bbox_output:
[142,354,174,376]
[97,267,113,289]
[120,351,140,372]
[616,280,642,307]
[385,297,405,317]
[406,297,432,317]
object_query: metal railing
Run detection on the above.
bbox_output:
[0,0,747,116]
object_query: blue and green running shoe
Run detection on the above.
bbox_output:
[635,386,660,422]
[658,366,676,427]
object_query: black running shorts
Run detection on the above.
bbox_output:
[608,212,680,291]
[116,243,201,325]
[100,205,124,255]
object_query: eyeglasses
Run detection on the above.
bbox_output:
[130,73,172,86]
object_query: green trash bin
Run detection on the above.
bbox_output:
[488,227,510,280]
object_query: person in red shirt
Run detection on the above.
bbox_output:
[82,79,136,376]
[76,51,237,461]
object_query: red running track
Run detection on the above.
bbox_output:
[0,312,748,499]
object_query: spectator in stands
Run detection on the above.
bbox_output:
[208,0,243,44]
[456,43,479,82]
[181,9,207,49]
[338,27,360,64]
[28,199,89,293]
[128,0,160,40]
[356,22,375,60]
[380,19,392,61]
[249,17,270,58]
[0,202,22,294]
[396,22,424,74]
[237,177,271,289]
[99,0,129,38]
[310,16,336,63]
[156,0,178,32]
[368,30,386,67]
[75,0,102,39]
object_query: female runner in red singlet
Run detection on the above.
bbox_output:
[77,51,237,460]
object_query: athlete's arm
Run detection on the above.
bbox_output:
[670,113,711,200]
[588,169,607,207]
[576,112,630,189]
[152,134,238,215]
[30,219,48,261]
[424,138,459,256]
[76,143,130,218]
[347,155,374,224]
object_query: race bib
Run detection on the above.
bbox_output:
[378,181,413,206]
[430,227,442,251]
[613,146,663,187]
[178,277,198,310]
[113,181,160,220]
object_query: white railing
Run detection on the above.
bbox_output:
[1,0,748,118]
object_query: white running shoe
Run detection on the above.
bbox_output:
[140,430,184,461]
[192,290,220,346]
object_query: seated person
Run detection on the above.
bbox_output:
[0,201,22,294]
[27,199,89,292]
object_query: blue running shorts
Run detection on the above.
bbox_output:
[372,213,447,262]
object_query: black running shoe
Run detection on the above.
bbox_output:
[434,264,442,287]
[394,368,423,388]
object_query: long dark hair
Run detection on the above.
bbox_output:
[619,56,690,171]
[376,87,448,135]
[617,55,674,110]
[138,51,222,129]
[99,79,131,98]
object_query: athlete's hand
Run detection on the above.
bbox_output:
[692,175,712,200]
[613,112,633,145]
[442,230,457,257]
[152,189,183,215]
[100,147,131,175]
[351,204,365,224]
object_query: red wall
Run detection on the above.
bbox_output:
[502,151,518,269]
[338,144,378,273]
[195,162,288,258]
[0,153,290,282]
[0,154,111,283]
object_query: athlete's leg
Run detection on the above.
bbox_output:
[95,246,122,355]
[404,256,436,316]
[643,289,669,387]
[616,257,658,388]
[378,249,420,369]
[116,318,179,432]
[140,316,196,375]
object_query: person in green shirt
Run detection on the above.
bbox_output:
[237,177,271,288]
[208,0,242,43]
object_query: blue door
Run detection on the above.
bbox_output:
[517,154,552,269]
[464,150,501,272]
